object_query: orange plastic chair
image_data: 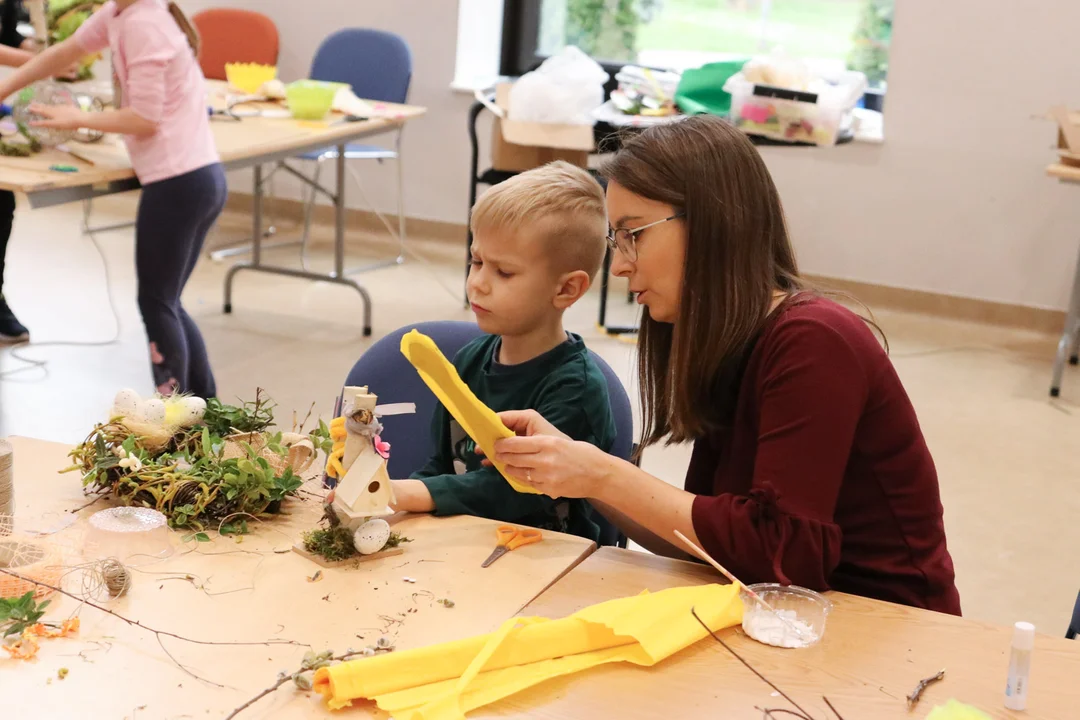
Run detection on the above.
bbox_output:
[191,8,279,81]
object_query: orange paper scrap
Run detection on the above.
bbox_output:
[313,583,743,718]
[400,329,539,494]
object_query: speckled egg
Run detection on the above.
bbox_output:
[353,519,391,555]
[140,398,167,424]
[174,396,207,426]
[112,388,142,417]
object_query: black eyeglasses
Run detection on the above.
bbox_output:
[606,212,685,262]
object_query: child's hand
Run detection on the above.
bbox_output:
[28,103,84,130]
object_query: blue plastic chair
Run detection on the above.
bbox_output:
[337,321,632,547]
[1068,589,1080,639]
[294,29,412,267]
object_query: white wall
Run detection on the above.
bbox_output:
[760,0,1080,311]
[187,0,1080,311]
[182,0,478,226]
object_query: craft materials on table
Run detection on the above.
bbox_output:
[674,530,818,646]
[0,439,13,532]
[400,330,540,495]
[481,525,543,568]
[312,583,742,718]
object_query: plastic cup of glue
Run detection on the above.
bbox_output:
[740,583,832,649]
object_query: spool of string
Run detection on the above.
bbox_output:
[0,439,13,536]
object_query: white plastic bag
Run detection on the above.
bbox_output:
[508,46,610,126]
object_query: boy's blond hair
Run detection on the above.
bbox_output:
[470,161,607,279]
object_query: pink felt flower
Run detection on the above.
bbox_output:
[374,436,391,460]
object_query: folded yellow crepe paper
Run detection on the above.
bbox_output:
[400,329,540,494]
[925,700,991,720]
[313,583,742,719]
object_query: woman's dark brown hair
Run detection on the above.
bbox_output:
[600,115,805,447]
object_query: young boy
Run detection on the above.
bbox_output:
[392,161,616,541]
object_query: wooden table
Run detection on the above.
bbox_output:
[0,84,427,335]
[1044,162,1080,396]
[1,437,594,720]
[484,547,1080,720]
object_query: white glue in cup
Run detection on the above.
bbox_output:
[1004,621,1035,710]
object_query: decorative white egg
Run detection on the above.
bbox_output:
[353,519,391,555]
[140,398,167,424]
[112,388,141,417]
[177,396,206,426]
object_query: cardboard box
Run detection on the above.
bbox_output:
[489,83,594,173]
[1051,106,1080,167]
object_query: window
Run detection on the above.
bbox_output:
[502,0,892,87]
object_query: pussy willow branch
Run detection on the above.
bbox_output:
[224,649,367,720]
[691,607,818,720]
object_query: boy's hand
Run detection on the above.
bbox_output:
[390,480,435,513]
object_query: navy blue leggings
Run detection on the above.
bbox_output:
[136,163,226,398]
[0,190,13,294]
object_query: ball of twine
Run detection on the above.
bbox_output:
[101,559,131,598]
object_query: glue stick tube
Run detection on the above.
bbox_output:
[1004,621,1034,710]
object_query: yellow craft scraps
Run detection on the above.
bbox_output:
[400,330,539,494]
[925,700,992,720]
[313,583,743,718]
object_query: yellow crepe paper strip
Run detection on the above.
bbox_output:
[926,700,992,720]
[313,583,742,718]
[400,330,540,494]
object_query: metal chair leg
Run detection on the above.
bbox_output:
[1050,241,1080,396]
[395,131,406,263]
[299,161,323,271]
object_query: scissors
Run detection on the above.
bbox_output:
[481,525,542,568]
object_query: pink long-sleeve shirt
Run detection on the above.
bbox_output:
[74,0,218,184]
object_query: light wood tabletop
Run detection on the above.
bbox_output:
[0,82,426,205]
[1,437,594,719]
[478,547,1080,720]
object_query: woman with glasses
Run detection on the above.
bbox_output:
[491,115,961,615]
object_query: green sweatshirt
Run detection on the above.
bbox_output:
[410,333,616,541]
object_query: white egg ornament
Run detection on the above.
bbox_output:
[164,395,207,427]
[140,398,167,424]
[112,388,142,418]
[353,519,391,555]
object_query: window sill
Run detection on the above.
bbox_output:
[450,76,510,94]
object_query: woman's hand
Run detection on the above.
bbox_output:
[28,103,85,130]
[492,410,615,499]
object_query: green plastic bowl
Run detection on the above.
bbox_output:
[286,80,348,120]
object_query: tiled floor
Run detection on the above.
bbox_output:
[2,194,1079,637]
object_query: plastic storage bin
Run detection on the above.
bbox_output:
[724,71,866,146]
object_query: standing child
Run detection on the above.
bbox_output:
[0,0,225,397]
[0,4,34,343]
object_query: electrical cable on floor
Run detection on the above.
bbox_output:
[0,224,122,381]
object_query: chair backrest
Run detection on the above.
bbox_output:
[1068,588,1080,639]
[339,322,634,547]
[191,8,280,81]
[310,28,412,104]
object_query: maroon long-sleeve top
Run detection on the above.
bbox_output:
[686,296,961,615]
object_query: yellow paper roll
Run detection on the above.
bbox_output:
[400,330,539,494]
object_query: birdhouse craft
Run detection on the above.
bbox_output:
[329,386,396,529]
